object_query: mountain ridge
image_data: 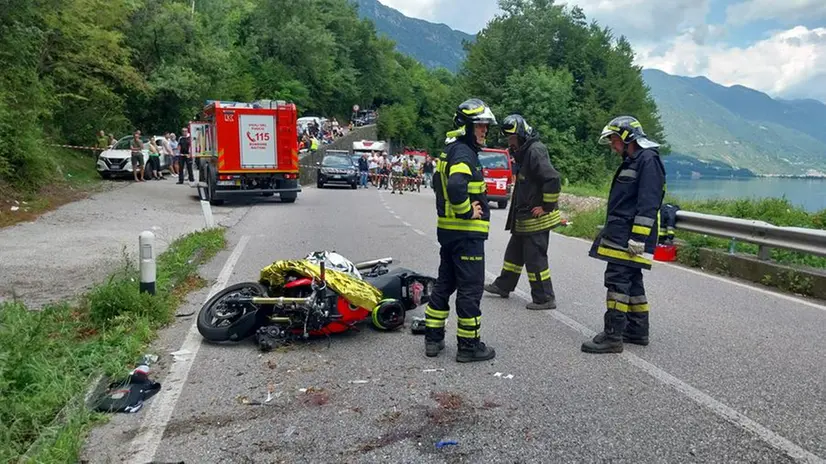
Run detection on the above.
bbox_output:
[351,0,474,72]
[349,0,826,177]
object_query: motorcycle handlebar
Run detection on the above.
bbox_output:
[355,257,393,270]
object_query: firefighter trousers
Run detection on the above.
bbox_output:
[492,231,555,303]
[425,238,485,346]
[604,262,649,339]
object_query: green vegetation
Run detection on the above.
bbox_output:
[558,195,826,270]
[0,228,226,462]
[0,149,105,228]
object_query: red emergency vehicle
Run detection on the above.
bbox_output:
[191,100,301,205]
[479,148,513,209]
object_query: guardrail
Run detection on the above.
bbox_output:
[674,210,826,260]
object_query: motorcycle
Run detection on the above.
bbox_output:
[196,252,436,351]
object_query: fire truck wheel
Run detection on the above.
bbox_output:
[498,200,508,209]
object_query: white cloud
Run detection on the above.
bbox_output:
[637,26,826,101]
[726,0,826,26]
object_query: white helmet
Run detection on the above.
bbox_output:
[304,251,361,279]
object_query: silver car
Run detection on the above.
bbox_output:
[96,135,172,179]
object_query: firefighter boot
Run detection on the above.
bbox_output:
[484,283,509,298]
[581,310,626,354]
[624,312,650,346]
[526,299,556,310]
[456,338,496,363]
[425,328,445,357]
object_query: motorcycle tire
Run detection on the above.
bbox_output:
[372,299,405,331]
[197,282,268,342]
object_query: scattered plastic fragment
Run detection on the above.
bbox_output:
[350,380,369,384]
[436,440,458,449]
[493,372,514,379]
[423,368,445,373]
[171,349,192,362]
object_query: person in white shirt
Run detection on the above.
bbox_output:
[390,154,404,194]
[369,151,379,186]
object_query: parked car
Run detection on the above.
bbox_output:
[317,152,358,189]
[478,148,513,209]
[96,135,172,179]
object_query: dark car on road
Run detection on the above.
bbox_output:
[317,151,358,189]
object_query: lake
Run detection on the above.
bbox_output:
[666,177,826,213]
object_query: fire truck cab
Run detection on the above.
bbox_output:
[191,100,301,205]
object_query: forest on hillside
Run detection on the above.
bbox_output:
[0,0,665,189]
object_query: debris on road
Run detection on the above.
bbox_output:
[436,440,458,449]
[493,372,514,379]
[171,349,191,362]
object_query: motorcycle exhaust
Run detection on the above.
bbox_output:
[355,257,393,270]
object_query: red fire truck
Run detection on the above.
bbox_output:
[191,100,301,205]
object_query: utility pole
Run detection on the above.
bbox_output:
[191,0,195,16]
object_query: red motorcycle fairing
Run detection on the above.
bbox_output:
[284,278,313,288]
[298,297,370,336]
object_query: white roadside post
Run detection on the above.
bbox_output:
[139,231,156,295]
[200,199,215,229]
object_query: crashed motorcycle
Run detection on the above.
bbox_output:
[196,251,436,350]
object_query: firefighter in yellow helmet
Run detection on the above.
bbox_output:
[582,116,666,354]
[424,98,497,363]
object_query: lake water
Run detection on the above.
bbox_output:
[666,177,826,213]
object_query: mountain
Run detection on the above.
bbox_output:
[351,0,475,72]
[642,69,826,177]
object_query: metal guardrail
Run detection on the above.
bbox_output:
[674,210,826,259]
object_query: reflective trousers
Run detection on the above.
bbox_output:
[425,238,485,345]
[492,230,555,303]
[604,262,649,338]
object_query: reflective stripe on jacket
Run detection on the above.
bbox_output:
[589,147,666,270]
[433,131,491,245]
[505,137,562,235]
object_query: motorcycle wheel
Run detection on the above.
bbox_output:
[197,282,267,342]
[372,299,405,331]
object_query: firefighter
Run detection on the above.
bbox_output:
[484,115,562,310]
[581,115,666,354]
[425,98,497,363]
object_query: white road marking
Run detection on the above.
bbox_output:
[126,235,251,464]
[553,232,826,311]
[382,199,822,462]
[402,221,411,227]
[413,229,426,236]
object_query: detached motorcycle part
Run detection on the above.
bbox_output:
[197,282,268,342]
[372,299,405,331]
[410,317,426,335]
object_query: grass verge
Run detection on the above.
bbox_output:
[0,149,107,229]
[0,227,226,463]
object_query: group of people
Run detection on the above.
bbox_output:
[355,151,435,193]
[424,98,666,363]
[126,129,194,184]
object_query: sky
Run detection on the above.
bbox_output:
[376,0,826,102]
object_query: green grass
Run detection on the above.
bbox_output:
[558,192,826,270]
[561,178,609,199]
[0,227,226,463]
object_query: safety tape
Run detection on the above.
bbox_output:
[51,143,106,151]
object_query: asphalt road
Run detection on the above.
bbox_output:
[82,184,826,464]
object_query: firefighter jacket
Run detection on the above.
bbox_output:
[433,131,491,245]
[504,136,562,235]
[589,147,666,270]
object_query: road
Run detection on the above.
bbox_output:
[82,184,826,464]
[0,177,249,308]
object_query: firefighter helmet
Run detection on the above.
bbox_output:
[453,98,497,130]
[500,114,535,139]
[598,116,659,149]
